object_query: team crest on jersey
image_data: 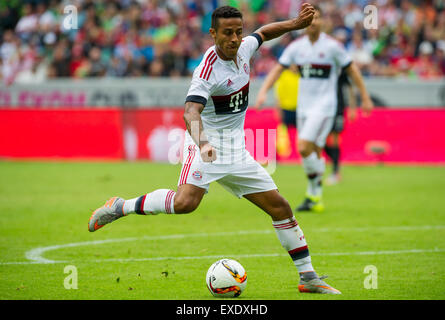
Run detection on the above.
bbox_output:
[192,170,203,180]
[243,63,249,74]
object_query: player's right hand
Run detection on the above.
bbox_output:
[200,142,217,162]
[361,97,374,117]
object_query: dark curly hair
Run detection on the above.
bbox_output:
[211,6,243,30]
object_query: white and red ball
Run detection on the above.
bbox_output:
[206,259,247,298]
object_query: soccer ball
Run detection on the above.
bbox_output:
[206,259,247,298]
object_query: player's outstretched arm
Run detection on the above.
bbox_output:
[254,63,286,109]
[345,62,374,116]
[347,83,358,122]
[184,101,216,162]
[254,3,315,42]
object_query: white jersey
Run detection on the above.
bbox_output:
[278,32,352,117]
[185,34,262,165]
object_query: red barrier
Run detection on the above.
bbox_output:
[121,109,185,162]
[246,108,445,163]
[340,109,445,163]
[0,109,124,159]
[0,108,444,163]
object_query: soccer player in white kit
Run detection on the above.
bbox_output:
[89,4,341,294]
[255,5,373,212]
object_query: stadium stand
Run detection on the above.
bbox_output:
[0,0,444,85]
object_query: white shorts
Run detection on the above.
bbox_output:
[297,114,334,148]
[178,139,278,199]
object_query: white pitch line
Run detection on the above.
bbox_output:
[25,237,140,264]
[2,248,444,266]
[314,225,445,233]
[0,225,443,266]
[24,230,272,264]
[92,248,445,263]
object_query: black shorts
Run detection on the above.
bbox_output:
[281,109,297,128]
[331,114,344,133]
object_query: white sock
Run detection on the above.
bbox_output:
[302,152,324,197]
[312,156,325,197]
[272,216,314,274]
[123,189,176,215]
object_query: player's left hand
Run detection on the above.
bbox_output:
[293,3,315,30]
[254,90,267,110]
[361,97,374,117]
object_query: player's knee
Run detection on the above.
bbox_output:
[298,140,312,157]
[270,197,293,220]
[279,198,293,219]
[174,196,199,214]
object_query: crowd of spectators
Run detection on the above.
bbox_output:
[0,0,444,85]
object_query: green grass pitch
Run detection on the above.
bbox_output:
[0,161,444,300]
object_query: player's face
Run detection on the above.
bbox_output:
[307,10,322,36]
[210,17,243,60]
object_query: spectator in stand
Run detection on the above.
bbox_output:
[106,55,128,77]
[0,0,444,83]
[389,42,417,78]
[87,46,106,77]
[14,55,48,84]
[0,30,21,85]
[148,57,164,77]
[15,3,38,43]
[347,32,373,76]
[412,41,443,79]
[69,42,89,78]
[50,39,70,77]
[437,40,445,75]
[186,48,203,76]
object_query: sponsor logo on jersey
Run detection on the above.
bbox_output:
[298,63,331,79]
[211,82,249,115]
